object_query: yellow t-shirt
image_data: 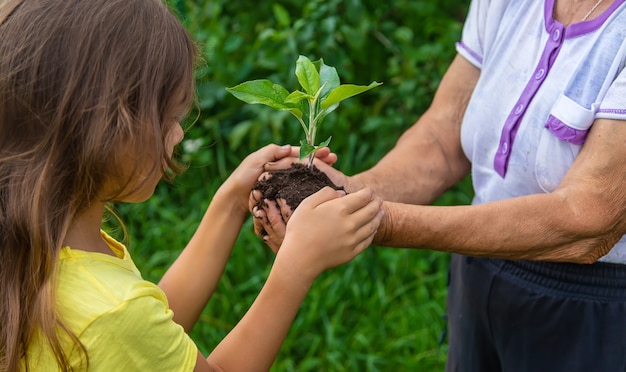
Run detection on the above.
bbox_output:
[22,231,198,371]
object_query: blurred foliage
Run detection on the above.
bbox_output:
[173,0,468,178]
[107,0,472,371]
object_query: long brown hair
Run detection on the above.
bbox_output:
[0,0,197,370]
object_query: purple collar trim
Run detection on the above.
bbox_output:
[545,0,626,38]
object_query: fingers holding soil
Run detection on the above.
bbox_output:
[249,190,262,214]
[253,163,344,212]
[342,189,383,248]
[251,205,269,236]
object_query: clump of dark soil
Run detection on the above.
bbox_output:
[253,162,344,211]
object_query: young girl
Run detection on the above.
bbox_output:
[0,0,383,371]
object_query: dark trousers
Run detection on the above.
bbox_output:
[445,254,626,372]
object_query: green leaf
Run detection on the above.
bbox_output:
[226,80,290,109]
[298,137,332,161]
[318,104,338,119]
[318,136,332,148]
[295,55,320,96]
[320,82,382,110]
[316,60,340,101]
[299,141,316,160]
[286,107,304,121]
[284,90,313,105]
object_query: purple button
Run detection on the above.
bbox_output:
[535,68,545,80]
[501,142,509,154]
[552,29,561,41]
[514,104,524,115]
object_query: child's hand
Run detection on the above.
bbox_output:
[248,149,348,252]
[218,144,295,214]
[272,187,383,286]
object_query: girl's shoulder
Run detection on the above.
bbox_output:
[30,246,196,371]
[56,236,168,333]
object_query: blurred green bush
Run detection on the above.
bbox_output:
[108,1,472,370]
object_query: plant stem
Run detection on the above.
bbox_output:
[296,116,308,139]
[307,97,317,169]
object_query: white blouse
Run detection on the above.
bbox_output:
[456,0,626,263]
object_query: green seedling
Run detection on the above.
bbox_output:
[226,55,382,168]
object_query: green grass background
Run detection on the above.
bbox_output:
[106,1,472,370]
